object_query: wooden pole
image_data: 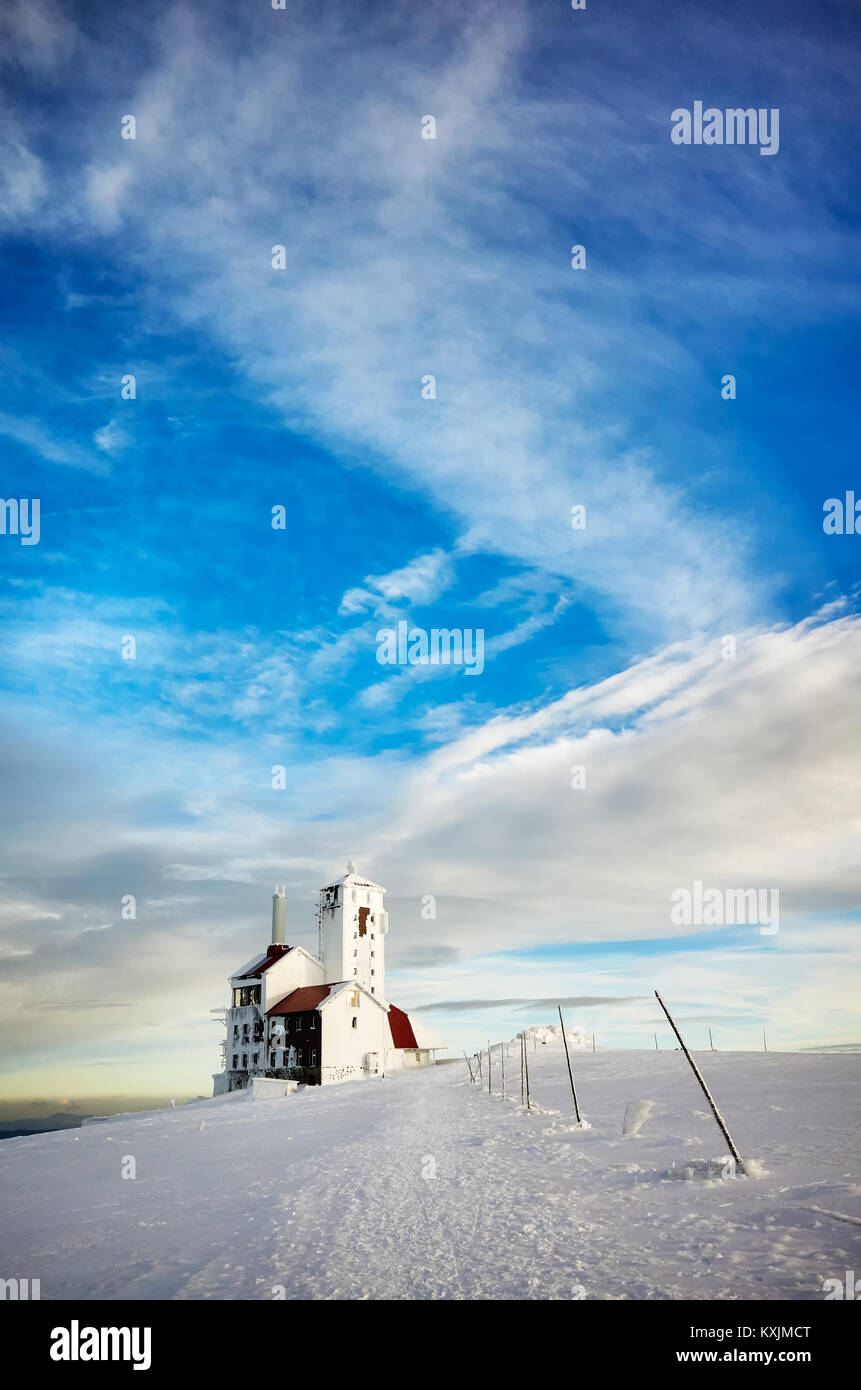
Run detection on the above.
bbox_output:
[654,1032,659,1051]
[763,1026,767,1052]
[476,1050,482,1081]
[655,991,744,1172]
[558,1006,582,1123]
[709,1027,714,1052]
[487,1040,491,1094]
[520,1033,525,1106]
[524,1031,532,1111]
[592,1034,596,1053]
[500,1042,505,1100]
[463,1050,475,1083]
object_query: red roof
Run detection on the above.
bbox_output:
[266,985,331,1017]
[387,1004,418,1049]
[237,945,292,979]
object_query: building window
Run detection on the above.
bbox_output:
[232,1054,238,1069]
[371,951,375,958]
[353,949,357,957]
[371,987,375,994]
[270,1051,275,1068]
[233,985,260,1008]
[310,1050,317,1066]
[233,1025,238,1037]
[353,967,357,975]
[352,1017,358,1030]
[253,1053,259,1066]
[309,1014,316,1029]
[282,1050,289,1067]
[242,1054,248,1068]
[371,969,375,976]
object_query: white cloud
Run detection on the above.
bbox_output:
[0,606,859,1066]
[6,3,853,637]
[93,419,128,456]
[339,548,455,616]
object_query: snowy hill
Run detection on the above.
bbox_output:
[2,1041,859,1300]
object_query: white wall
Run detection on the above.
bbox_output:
[262,947,325,1012]
[320,986,389,1084]
[320,879,387,1002]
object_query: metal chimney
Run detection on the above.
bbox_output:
[271,886,287,945]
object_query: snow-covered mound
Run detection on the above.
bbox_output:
[1,1043,858,1300]
[522,1023,591,1049]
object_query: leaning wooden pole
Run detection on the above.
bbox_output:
[654,1032,659,1051]
[655,991,744,1172]
[476,1050,482,1081]
[500,1043,505,1101]
[558,1006,582,1123]
[463,1050,475,1083]
[520,1034,525,1106]
[487,1040,492,1095]
[709,1027,714,1052]
[523,1031,532,1111]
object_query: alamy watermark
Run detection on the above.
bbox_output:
[671,881,779,935]
[671,103,779,156]
[1,498,40,545]
[376,620,484,675]
[823,492,860,534]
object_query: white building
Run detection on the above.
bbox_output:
[212,866,445,1092]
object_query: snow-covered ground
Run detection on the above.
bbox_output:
[2,1040,858,1300]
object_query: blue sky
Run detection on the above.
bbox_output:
[0,0,860,1109]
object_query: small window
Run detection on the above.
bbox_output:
[253,1053,259,1066]
[371,987,375,994]
[310,1014,316,1029]
[269,1051,275,1068]
[242,1054,248,1067]
[353,967,357,975]
[352,1017,358,1030]
[233,1025,238,1036]
[370,951,374,958]
[232,1054,238,1069]
[354,949,357,957]
[371,969,375,976]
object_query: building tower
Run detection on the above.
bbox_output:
[317,863,388,1000]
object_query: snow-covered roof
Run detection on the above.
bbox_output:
[409,1016,446,1051]
[322,862,386,892]
[234,944,292,980]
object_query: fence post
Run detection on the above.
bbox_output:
[558,1005,582,1123]
[654,990,744,1172]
